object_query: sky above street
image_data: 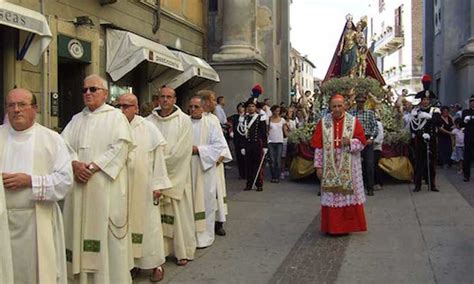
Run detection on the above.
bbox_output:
[290,0,372,79]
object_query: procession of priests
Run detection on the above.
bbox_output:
[2,73,439,283]
[0,76,233,284]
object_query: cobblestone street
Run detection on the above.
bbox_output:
[135,166,474,284]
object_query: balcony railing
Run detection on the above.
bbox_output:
[373,25,404,55]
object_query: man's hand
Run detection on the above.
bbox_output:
[366,139,373,145]
[316,168,323,180]
[241,148,246,156]
[464,116,471,123]
[153,190,162,200]
[72,161,93,184]
[2,173,32,190]
[342,137,351,146]
[217,156,224,166]
[192,146,199,155]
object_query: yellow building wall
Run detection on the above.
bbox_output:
[162,0,204,28]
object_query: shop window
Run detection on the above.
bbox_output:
[109,84,133,104]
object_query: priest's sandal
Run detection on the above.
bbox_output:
[150,266,164,282]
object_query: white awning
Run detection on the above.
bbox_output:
[166,51,220,89]
[0,0,52,65]
[106,29,183,82]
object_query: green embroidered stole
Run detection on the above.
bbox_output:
[321,113,356,195]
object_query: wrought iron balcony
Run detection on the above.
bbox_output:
[373,25,404,55]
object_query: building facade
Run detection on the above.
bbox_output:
[290,47,315,101]
[1,0,213,130]
[208,0,290,114]
[424,0,474,105]
[368,0,423,95]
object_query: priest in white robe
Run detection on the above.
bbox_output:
[61,75,134,283]
[147,87,196,266]
[188,96,227,248]
[1,88,73,284]
[118,93,172,282]
[198,90,233,236]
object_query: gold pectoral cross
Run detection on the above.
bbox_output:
[335,122,341,147]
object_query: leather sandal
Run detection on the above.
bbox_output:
[150,266,164,282]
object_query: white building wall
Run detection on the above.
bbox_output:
[369,0,421,94]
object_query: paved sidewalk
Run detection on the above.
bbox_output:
[135,167,474,284]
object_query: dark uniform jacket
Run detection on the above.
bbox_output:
[461,108,474,143]
[244,114,268,148]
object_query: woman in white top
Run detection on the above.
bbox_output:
[268,105,288,183]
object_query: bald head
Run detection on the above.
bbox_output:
[7,88,36,105]
[118,93,139,122]
[6,88,38,131]
[119,93,138,105]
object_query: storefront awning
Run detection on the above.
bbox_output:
[166,51,220,89]
[106,29,183,82]
[0,1,52,65]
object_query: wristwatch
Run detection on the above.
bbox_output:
[87,164,97,173]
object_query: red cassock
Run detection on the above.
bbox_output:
[311,115,368,234]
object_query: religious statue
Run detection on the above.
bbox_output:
[324,14,385,84]
[338,14,358,77]
[337,15,371,78]
[355,17,368,78]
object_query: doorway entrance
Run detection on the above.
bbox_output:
[58,60,86,129]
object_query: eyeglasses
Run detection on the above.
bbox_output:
[116,104,135,109]
[189,105,201,109]
[82,87,105,93]
[6,102,34,110]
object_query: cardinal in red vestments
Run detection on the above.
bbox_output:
[311,94,368,235]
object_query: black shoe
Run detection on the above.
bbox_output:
[431,188,439,192]
[215,222,226,236]
[317,191,321,196]
[256,187,263,191]
[464,177,470,182]
[413,188,421,192]
[366,190,374,196]
[244,187,252,191]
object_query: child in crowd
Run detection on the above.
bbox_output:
[451,118,465,174]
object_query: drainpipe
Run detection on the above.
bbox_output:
[40,0,50,127]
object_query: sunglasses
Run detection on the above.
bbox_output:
[82,87,104,93]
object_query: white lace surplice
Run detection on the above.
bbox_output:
[315,139,366,207]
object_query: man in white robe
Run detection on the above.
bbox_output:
[198,90,233,236]
[62,75,134,283]
[1,88,73,284]
[147,87,196,266]
[118,93,172,282]
[188,96,227,248]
